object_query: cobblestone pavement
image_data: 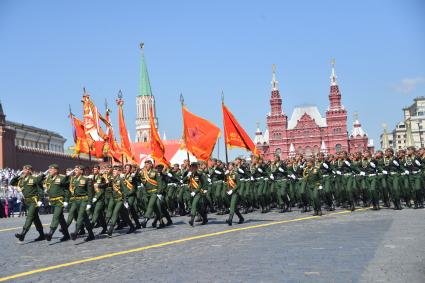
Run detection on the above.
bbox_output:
[0,207,424,283]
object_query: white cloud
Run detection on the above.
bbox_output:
[393,77,425,94]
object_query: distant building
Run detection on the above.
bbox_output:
[254,61,374,160]
[0,101,96,170]
[380,96,425,150]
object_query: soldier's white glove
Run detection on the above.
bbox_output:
[190,191,196,197]
[180,180,184,184]
[270,174,275,180]
[370,162,376,168]
[250,176,254,181]
[63,202,68,208]
[43,169,49,176]
[290,174,296,180]
[203,190,208,194]
[92,197,97,203]
[393,160,399,166]
[124,202,129,208]
[207,178,212,183]
[382,170,388,175]
[187,171,192,177]
[66,169,75,176]
[167,173,173,177]
[323,163,329,169]
[120,173,125,178]
[238,168,245,174]
[405,170,410,175]
[360,171,366,176]
[278,167,284,172]
[86,204,91,210]
[214,170,222,175]
[131,173,136,178]
[37,201,42,207]
[227,190,233,195]
[415,160,421,166]
[344,160,351,167]
[318,185,323,190]
[225,170,230,175]
[257,168,263,173]
[88,175,94,179]
[336,170,342,175]
[157,194,163,201]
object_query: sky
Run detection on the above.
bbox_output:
[0,0,424,159]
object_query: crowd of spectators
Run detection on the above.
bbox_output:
[0,168,53,218]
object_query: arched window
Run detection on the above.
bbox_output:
[275,148,281,158]
[313,145,319,155]
[298,146,303,154]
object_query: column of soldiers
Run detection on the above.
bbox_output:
[12,146,425,242]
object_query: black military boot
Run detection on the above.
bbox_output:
[201,213,208,225]
[34,228,46,241]
[70,232,78,241]
[226,214,233,226]
[126,223,136,234]
[107,225,114,238]
[188,215,195,227]
[236,211,244,224]
[15,228,29,242]
[166,215,173,226]
[195,215,202,222]
[141,218,149,228]
[157,220,166,229]
[78,227,86,236]
[84,229,95,242]
[45,228,56,241]
[318,209,323,216]
[350,202,355,211]
[152,217,158,228]
[60,228,71,242]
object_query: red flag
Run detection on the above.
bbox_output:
[116,97,136,164]
[149,106,170,167]
[222,103,258,156]
[182,106,221,161]
[70,113,94,156]
[105,110,122,162]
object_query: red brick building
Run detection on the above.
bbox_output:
[255,62,373,160]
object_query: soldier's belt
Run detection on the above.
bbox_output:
[343,173,352,176]
[322,174,329,177]
[50,196,64,202]
[71,196,88,200]
[25,197,37,203]
[213,180,223,184]
[390,172,398,175]
[255,177,264,181]
[368,174,376,177]
[147,188,157,193]
[240,178,248,181]
[412,170,421,174]
[167,183,178,186]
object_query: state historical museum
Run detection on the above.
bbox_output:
[254,62,374,160]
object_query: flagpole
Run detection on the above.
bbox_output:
[180,93,190,163]
[222,92,229,164]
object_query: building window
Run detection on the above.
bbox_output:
[275,148,281,158]
[305,146,312,157]
[298,146,303,154]
[335,144,342,153]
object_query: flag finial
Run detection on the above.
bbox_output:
[179,93,184,106]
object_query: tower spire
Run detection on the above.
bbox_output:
[271,64,279,91]
[330,58,337,86]
[139,42,153,97]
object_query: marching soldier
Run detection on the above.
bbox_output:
[43,164,71,241]
[107,166,136,236]
[271,154,290,212]
[122,164,142,229]
[404,146,424,209]
[186,162,209,226]
[383,148,403,210]
[10,165,46,242]
[68,165,95,241]
[225,162,244,225]
[140,160,164,228]
[303,158,323,216]
[316,153,335,211]
[90,165,108,234]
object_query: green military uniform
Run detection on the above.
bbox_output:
[225,168,244,225]
[43,167,71,241]
[186,166,209,226]
[10,167,45,241]
[303,165,323,215]
[271,160,290,212]
[403,155,424,208]
[67,173,95,241]
[121,171,142,228]
[90,173,107,233]
[107,174,135,236]
[103,172,115,222]
[140,167,163,228]
[316,160,335,211]
[383,156,403,210]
